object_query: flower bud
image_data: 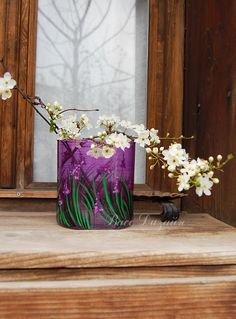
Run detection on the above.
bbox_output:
[208,171,214,178]
[153,147,158,154]
[208,156,214,162]
[146,148,151,153]
[168,173,174,178]
[168,165,175,172]
[213,178,219,184]
[217,155,222,161]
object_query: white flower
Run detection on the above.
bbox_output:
[162,143,188,170]
[87,146,102,159]
[79,114,92,129]
[120,120,132,129]
[1,88,12,100]
[0,72,16,89]
[149,128,160,144]
[106,132,130,151]
[135,130,150,147]
[195,173,213,196]
[0,72,16,100]
[116,133,130,150]
[177,173,191,192]
[102,146,115,158]
[97,114,120,130]
[196,158,209,171]
[58,115,80,138]
[181,159,199,177]
[105,132,118,146]
[132,124,146,133]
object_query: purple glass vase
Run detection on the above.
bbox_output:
[57,139,135,230]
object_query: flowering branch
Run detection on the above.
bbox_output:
[14,85,58,132]
[0,72,233,197]
[0,71,98,136]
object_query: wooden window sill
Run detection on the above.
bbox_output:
[0,211,235,318]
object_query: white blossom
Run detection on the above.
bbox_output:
[102,146,115,158]
[149,128,160,144]
[97,114,120,130]
[79,114,92,129]
[195,173,213,196]
[135,130,151,147]
[132,123,146,133]
[58,115,80,139]
[196,158,209,171]
[105,132,118,146]
[120,120,132,129]
[180,159,199,177]
[106,132,130,151]
[0,72,16,89]
[177,173,191,192]
[0,72,16,100]
[162,143,188,170]
[0,88,12,100]
[116,133,130,150]
[87,146,102,159]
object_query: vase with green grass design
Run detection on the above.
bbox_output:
[57,139,135,229]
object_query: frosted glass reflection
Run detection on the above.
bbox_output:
[34,0,148,183]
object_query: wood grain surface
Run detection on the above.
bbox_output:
[0,211,235,318]
[0,278,235,318]
[147,0,184,192]
[0,211,235,269]
[183,0,236,227]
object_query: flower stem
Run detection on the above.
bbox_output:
[14,86,59,131]
[59,108,99,114]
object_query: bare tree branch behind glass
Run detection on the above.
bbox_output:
[34,0,148,183]
[37,0,135,120]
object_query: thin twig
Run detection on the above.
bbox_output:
[59,108,99,114]
[14,86,57,131]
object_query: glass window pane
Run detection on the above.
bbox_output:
[34,0,148,183]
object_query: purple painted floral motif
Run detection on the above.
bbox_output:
[57,139,135,230]
[112,176,120,193]
[58,195,63,207]
[62,182,70,195]
[94,199,100,214]
[71,164,81,180]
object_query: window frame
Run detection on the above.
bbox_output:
[0,0,184,199]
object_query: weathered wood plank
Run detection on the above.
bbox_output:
[0,212,235,269]
[0,278,235,318]
[147,0,185,191]
[0,0,19,188]
[183,0,236,227]
[1,265,236,282]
